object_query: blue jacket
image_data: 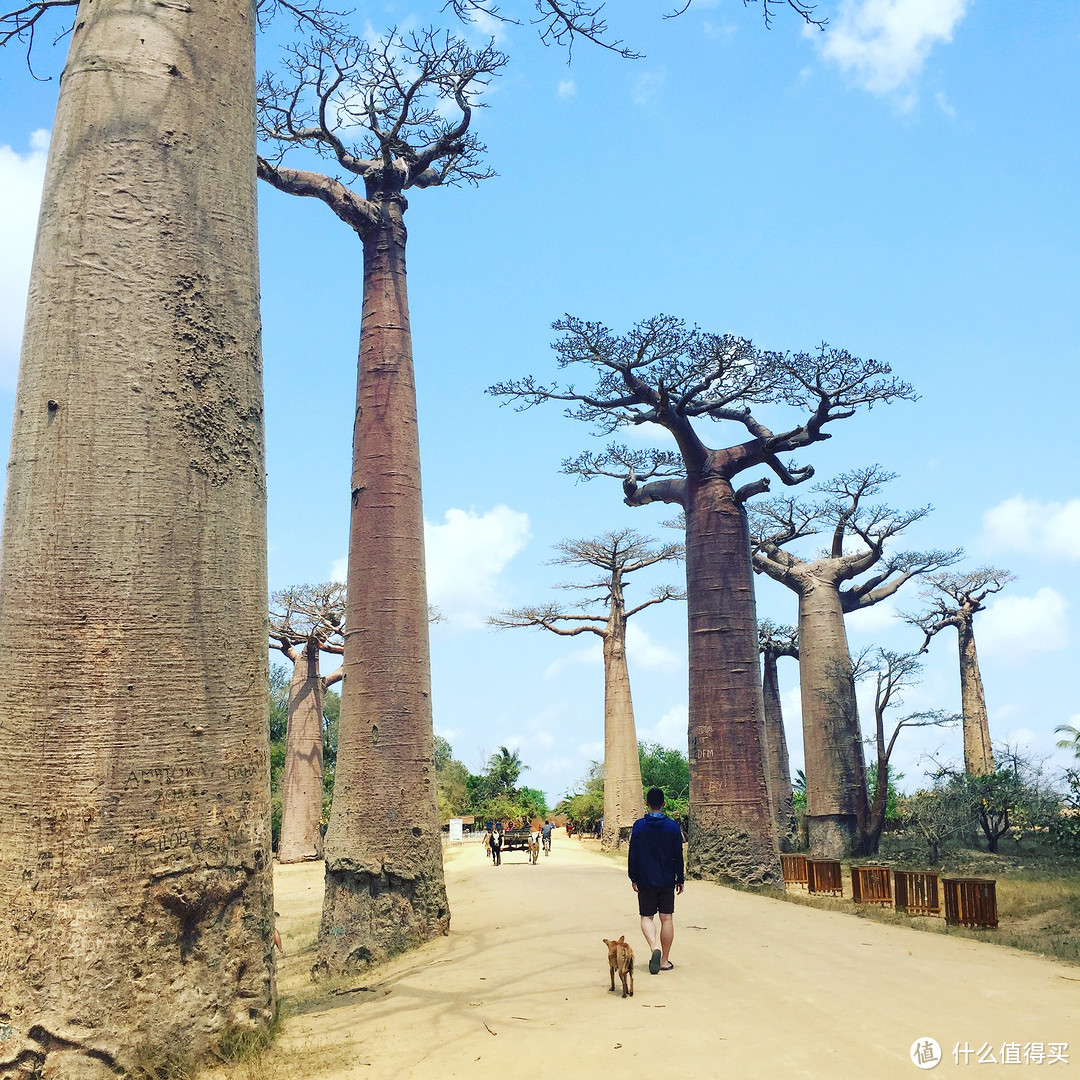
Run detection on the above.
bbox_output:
[627,812,685,888]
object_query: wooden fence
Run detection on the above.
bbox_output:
[806,859,843,896]
[781,853,808,885]
[943,877,998,928]
[781,859,998,931]
[894,870,941,917]
[850,865,892,905]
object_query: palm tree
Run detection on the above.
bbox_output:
[1056,724,1080,757]
[487,746,527,792]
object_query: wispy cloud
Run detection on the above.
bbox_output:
[631,70,665,109]
[702,20,736,40]
[463,8,508,45]
[334,505,530,631]
[544,640,602,679]
[845,598,904,636]
[812,0,969,103]
[557,79,576,99]
[0,129,49,388]
[981,496,1080,562]
[934,90,957,118]
[626,622,682,673]
[638,704,688,751]
[978,588,1069,658]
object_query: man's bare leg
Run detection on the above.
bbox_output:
[659,912,674,969]
[640,915,662,973]
[639,915,658,952]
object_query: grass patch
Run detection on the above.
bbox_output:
[133,1007,283,1080]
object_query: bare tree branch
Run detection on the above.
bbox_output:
[903,566,1016,652]
[258,26,507,231]
[757,619,798,660]
[491,318,915,505]
[490,529,683,637]
[749,467,960,611]
[269,582,347,656]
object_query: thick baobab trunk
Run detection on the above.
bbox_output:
[0,2,274,1074]
[684,480,780,885]
[957,620,994,775]
[798,579,871,857]
[278,638,326,863]
[317,195,449,976]
[761,651,797,852]
[601,621,644,851]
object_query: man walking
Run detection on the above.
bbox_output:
[628,787,685,974]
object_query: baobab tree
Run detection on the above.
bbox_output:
[860,648,958,854]
[750,466,961,856]
[258,27,506,975]
[270,584,345,863]
[906,567,1014,775]
[490,316,914,884]
[757,620,799,850]
[491,529,684,850]
[0,0,277,1072]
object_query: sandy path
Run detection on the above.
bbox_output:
[257,839,1078,1079]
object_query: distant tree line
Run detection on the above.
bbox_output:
[436,741,550,824]
[557,742,692,832]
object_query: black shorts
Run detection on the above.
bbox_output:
[636,884,676,917]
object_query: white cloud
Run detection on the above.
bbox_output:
[702,20,736,40]
[978,588,1069,658]
[845,598,904,636]
[543,639,602,679]
[540,755,579,777]
[464,8,508,45]
[631,70,665,109]
[934,90,957,119]
[425,505,530,630]
[541,623,680,678]
[577,739,604,760]
[981,496,1080,562]
[0,129,49,388]
[532,729,556,750]
[624,421,677,446]
[331,507,529,630]
[557,79,576,99]
[638,704,688,751]
[813,0,969,99]
[626,622,681,673]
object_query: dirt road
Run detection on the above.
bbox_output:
[224,837,1078,1079]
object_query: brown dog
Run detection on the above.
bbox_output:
[603,936,634,998]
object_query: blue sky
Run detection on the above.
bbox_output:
[1,1,1078,805]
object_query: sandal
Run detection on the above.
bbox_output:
[649,949,662,975]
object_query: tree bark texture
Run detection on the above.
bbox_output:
[316,197,449,976]
[278,638,325,863]
[684,480,780,885]
[760,651,797,852]
[601,619,644,851]
[957,620,994,775]
[797,579,871,857]
[0,2,274,1075]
